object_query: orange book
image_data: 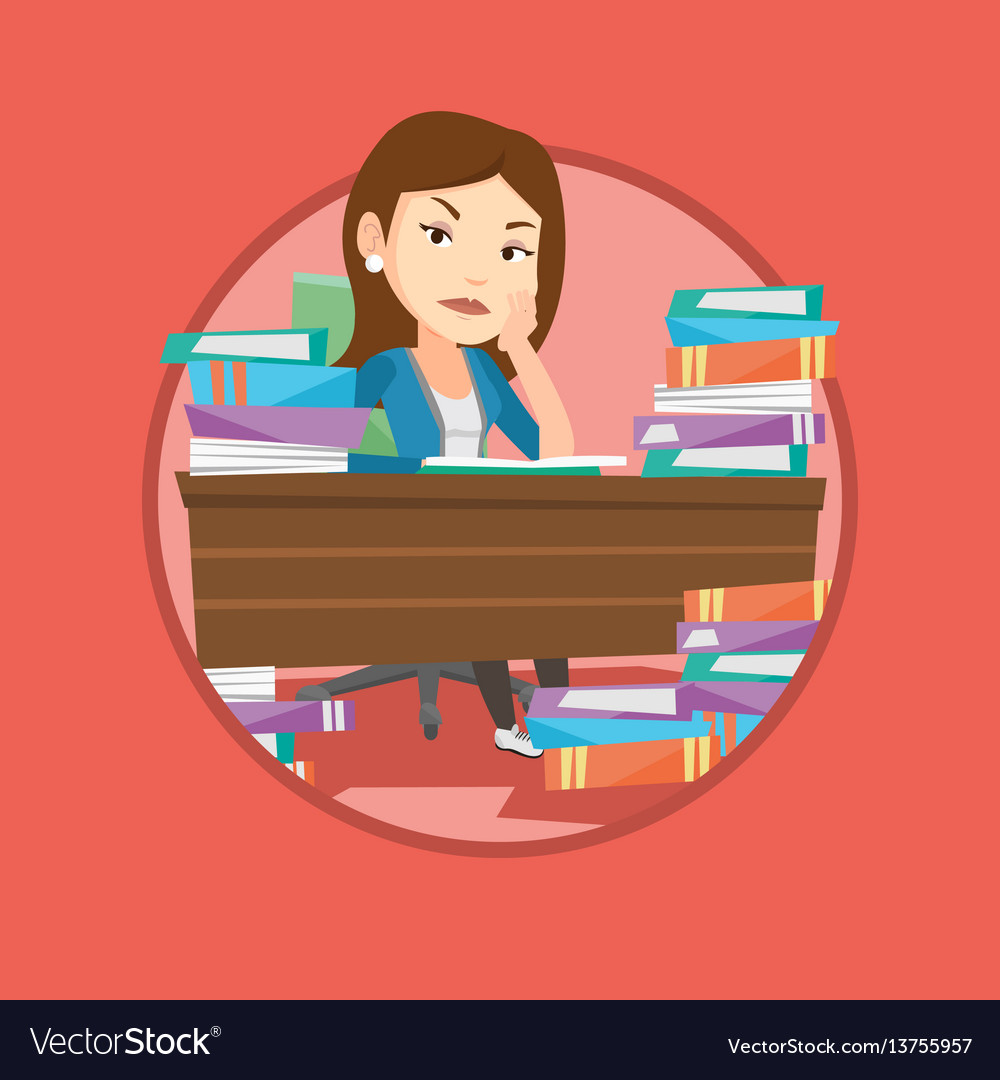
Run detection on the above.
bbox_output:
[284,760,316,786]
[665,336,835,387]
[544,736,721,791]
[684,579,832,622]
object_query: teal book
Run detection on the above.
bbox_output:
[666,317,838,347]
[251,731,295,763]
[681,651,805,682]
[161,328,328,365]
[292,273,355,365]
[642,444,808,477]
[668,285,824,321]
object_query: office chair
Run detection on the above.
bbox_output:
[294,410,538,739]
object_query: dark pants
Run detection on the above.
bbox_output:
[472,658,569,729]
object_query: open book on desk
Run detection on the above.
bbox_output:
[421,455,627,475]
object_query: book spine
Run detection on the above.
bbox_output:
[667,285,824,321]
[184,405,370,449]
[634,413,825,449]
[641,445,808,477]
[683,579,832,621]
[677,620,819,653]
[681,652,804,682]
[161,328,329,365]
[230,699,355,734]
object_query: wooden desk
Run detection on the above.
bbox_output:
[177,473,826,668]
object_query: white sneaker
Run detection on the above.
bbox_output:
[494,723,543,758]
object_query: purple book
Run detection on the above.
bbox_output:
[527,684,685,721]
[634,413,825,450]
[676,620,819,653]
[185,404,370,448]
[228,699,355,734]
[678,682,787,716]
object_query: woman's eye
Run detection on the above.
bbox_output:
[419,224,452,247]
[501,246,532,263]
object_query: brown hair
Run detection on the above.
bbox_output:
[338,111,565,381]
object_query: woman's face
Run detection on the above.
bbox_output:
[359,175,541,346]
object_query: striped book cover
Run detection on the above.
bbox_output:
[544,736,720,790]
[695,711,765,757]
[204,665,276,702]
[189,438,348,476]
[668,286,825,321]
[641,444,808,477]
[185,405,370,448]
[291,273,355,366]
[285,760,317,785]
[684,580,833,622]
[681,652,805,682]
[229,699,355,735]
[665,337,835,387]
[677,620,819,653]
[634,413,824,450]
[666,317,839,347]
[187,360,355,408]
[654,380,812,414]
[161,328,329,365]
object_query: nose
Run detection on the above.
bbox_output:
[464,275,488,286]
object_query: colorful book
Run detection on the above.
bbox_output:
[291,273,355,365]
[524,688,713,748]
[641,444,808,477]
[665,337,835,387]
[544,736,720,790]
[634,413,825,449]
[354,408,398,457]
[666,317,839,347]
[161,328,328,366]
[681,652,805,682]
[189,438,348,475]
[521,684,686,721]
[654,380,812,414]
[695,711,765,756]
[185,404,370,448]
[677,620,819,653]
[187,359,356,408]
[252,731,296,762]
[229,699,355,735]
[684,580,833,621]
[204,665,275,702]
[284,760,317,785]
[682,681,786,716]
[420,456,626,475]
[668,286,825,321]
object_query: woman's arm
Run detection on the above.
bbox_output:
[498,290,574,458]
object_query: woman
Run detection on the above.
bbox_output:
[307,112,574,758]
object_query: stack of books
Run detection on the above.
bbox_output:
[638,285,837,478]
[230,699,356,787]
[524,681,790,790]
[160,328,365,475]
[680,578,833,751]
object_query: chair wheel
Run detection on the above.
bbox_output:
[419,703,442,740]
[518,685,537,712]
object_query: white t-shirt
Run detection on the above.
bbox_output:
[428,386,484,458]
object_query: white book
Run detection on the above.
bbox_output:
[190,464,348,475]
[709,653,804,677]
[558,687,677,714]
[422,455,627,469]
[190,438,348,457]
[205,666,276,702]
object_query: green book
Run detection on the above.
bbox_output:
[291,273,355,365]
[681,651,805,682]
[668,285,824,320]
[354,408,397,457]
[642,445,808,477]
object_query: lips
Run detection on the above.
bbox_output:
[438,297,490,315]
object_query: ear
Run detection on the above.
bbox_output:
[356,212,385,262]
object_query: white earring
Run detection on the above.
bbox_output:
[365,254,383,273]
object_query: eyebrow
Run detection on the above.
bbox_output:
[505,221,537,230]
[431,197,460,220]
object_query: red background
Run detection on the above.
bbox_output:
[5,2,995,998]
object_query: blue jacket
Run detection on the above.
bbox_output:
[355,347,540,460]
